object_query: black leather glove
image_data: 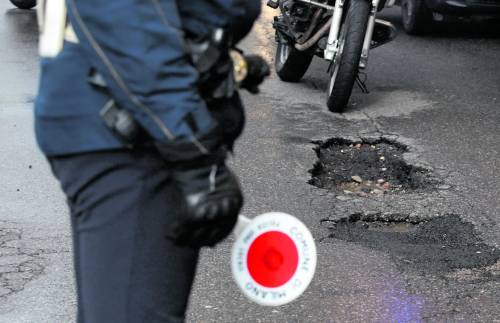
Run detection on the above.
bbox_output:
[239,54,270,94]
[167,152,243,248]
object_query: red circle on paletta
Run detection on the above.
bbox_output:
[246,231,299,288]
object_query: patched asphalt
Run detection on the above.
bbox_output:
[326,213,500,272]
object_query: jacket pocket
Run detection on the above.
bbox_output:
[35,42,108,117]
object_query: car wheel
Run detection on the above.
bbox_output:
[9,0,36,9]
[401,0,432,35]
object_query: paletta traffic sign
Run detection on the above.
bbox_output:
[231,213,317,306]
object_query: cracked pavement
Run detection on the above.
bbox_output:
[1,2,500,322]
[0,224,44,300]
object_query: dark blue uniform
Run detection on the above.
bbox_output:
[36,0,259,156]
[36,1,260,322]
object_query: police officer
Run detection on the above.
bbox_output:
[35,0,266,322]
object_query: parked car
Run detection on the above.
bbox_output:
[10,0,36,10]
[400,0,500,34]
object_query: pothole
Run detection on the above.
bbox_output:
[324,213,500,274]
[309,138,439,196]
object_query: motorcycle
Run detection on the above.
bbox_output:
[269,0,397,113]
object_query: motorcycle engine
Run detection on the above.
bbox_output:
[281,1,314,32]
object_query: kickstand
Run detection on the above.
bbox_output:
[356,72,369,94]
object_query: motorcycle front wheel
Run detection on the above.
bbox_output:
[9,0,36,9]
[275,41,313,83]
[327,0,370,113]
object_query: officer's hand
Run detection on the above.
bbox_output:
[168,152,242,248]
[240,54,270,94]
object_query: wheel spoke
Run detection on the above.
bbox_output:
[328,20,349,95]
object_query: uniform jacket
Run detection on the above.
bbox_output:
[35,0,260,157]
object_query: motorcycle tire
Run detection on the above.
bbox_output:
[275,41,313,83]
[9,0,36,9]
[401,0,432,35]
[327,0,370,113]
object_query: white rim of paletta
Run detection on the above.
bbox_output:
[231,212,317,306]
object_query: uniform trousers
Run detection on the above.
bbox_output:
[49,148,199,323]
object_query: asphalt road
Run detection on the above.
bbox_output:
[0,2,499,322]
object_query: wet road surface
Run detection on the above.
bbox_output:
[1,1,499,322]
